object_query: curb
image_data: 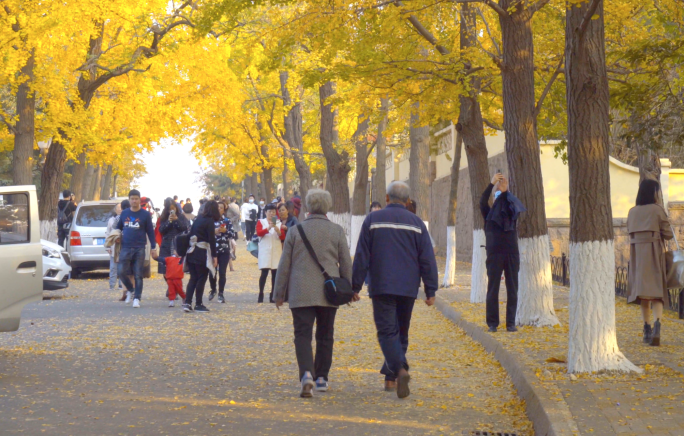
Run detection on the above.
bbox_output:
[434,295,579,436]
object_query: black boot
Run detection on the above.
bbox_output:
[257,291,264,303]
[650,319,661,346]
[643,323,652,344]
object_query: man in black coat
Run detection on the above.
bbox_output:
[480,173,525,333]
[57,190,77,248]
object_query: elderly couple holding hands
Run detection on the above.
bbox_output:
[272,181,438,399]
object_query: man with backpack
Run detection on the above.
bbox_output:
[241,194,259,242]
[57,190,77,248]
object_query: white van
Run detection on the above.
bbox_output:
[0,186,43,332]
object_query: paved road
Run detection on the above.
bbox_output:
[0,247,531,435]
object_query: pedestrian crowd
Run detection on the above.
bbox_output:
[62,173,673,400]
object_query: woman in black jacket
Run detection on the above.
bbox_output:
[159,198,190,275]
[183,200,220,313]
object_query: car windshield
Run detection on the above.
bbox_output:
[76,205,115,227]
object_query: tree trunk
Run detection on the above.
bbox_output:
[91,165,102,201]
[282,152,289,199]
[39,139,66,241]
[319,81,351,245]
[13,51,35,188]
[82,163,96,201]
[374,99,389,208]
[101,165,112,200]
[351,116,370,254]
[454,3,492,300]
[443,129,463,287]
[248,172,258,199]
[112,173,118,198]
[280,71,311,213]
[565,0,638,373]
[499,4,558,326]
[636,145,664,205]
[260,143,274,201]
[70,154,87,201]
[409,104,431,222]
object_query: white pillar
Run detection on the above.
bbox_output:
[660,158,671,210]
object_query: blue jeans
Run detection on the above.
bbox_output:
[371,294,415,381]
[118,247,146,300]
[109,256,122,290]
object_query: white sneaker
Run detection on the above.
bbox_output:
[168,300,175,307]
[132,299,140,308]
[125,292,133,304]
[300,371,314,398]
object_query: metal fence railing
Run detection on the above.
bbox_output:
[551,254,684,319]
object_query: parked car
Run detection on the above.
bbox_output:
[42,239,71,290]
[0,185,43,332]
[67,200,155,278]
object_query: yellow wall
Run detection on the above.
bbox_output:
[378,131,684,219]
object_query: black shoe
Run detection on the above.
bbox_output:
[182,304,193,313]
[506,326,518,332]
[194,304,210,313]
[218,295,225,304]
[208,291,217,301]
[643,323,653,344]
[488,326,497,333]
[650,319,661,346]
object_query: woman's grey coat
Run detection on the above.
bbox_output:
[274,214,352,308]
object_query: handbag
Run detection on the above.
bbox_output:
[296,224,354,306]
[665,224,684,289]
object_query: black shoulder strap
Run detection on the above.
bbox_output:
[296,224,331,280]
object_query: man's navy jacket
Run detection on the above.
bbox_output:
[352,203,439,298]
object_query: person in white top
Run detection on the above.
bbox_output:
[241,194,259,242]
[106,201,128,298]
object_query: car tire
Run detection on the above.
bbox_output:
[143,262,151,279]
[71,268,81,279]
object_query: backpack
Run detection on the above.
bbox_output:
[57,202,70,228]
[249,208,257,221]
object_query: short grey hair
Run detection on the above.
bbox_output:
[306,189,332,215]
[387,181,410,203]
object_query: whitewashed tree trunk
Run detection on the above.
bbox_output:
[442,226,457,287]
[568,241,641,373]
[566,0,638,373]
[350,214,365,255]
[328,212,351,249]
[516,235,559,326]
[470,229,488,303]
[40,219,58,243]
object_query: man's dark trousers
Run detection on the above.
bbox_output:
[118,247,146,300]
[486,252,519,328]
[371,294,415,381]
[291,306,337,381]
[58,227,69,248]
[245,220,256,241]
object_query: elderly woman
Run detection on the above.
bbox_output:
[627,179,674,346]
[274,189,353,398]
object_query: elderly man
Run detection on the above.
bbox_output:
[480,173,526,333]
[352,181,438,399]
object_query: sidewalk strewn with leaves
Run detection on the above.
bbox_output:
[0,248,532,436]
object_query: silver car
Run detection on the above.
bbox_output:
[67,201,153,278]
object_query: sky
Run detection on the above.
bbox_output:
[133,138,206,208]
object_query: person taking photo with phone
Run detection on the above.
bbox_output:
[159,197,190,306]
[255,204,286,303]
[480,172,526,333]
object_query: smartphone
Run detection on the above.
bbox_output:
[170,209,176,216]
[496,169,502,174]
[271,217,277,225]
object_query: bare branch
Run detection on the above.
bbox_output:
[476,7,502,57]
[481,0,508,18]
[394,0,451,55]
[528,0,551,16]
[577,0,601,38]
[534,54,564,117]
[483,118,503,130]
[0,113,16,135]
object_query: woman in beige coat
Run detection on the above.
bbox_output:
[274,189,352,398]
[627,179,673,346]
